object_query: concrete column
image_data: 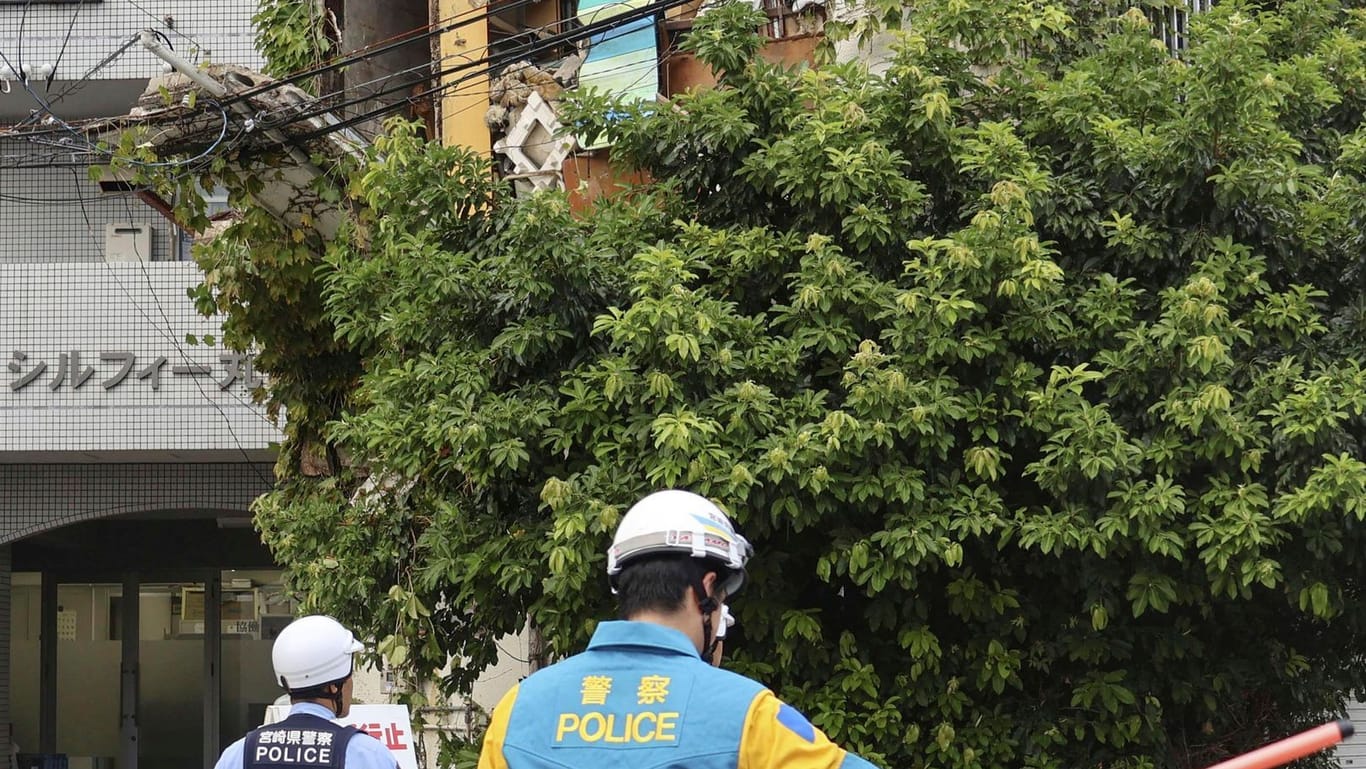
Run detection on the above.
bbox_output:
[119,573,139,769]
[37,574,54,754]
[343,0,432,136]
[439,0,491,153]
[203,573,221,766]
[0,546,12,769]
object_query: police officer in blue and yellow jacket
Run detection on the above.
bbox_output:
[478,490,882,769]
[214,616,398,769]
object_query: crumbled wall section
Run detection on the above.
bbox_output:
[0,463,272,545]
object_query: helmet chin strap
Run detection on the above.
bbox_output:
[329,683,345,717]
[322,671,351,717]
[691,577,721,665]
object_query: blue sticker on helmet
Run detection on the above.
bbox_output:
[688,512,729,536]
[776,704,815,743]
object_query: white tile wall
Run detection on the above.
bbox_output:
[0,159,175,263]
[0,0,264,82]
[0,261,281,453]
[0,462,273,543]
[1340,703,1366,768]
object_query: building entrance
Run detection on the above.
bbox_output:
[10,516,288,769]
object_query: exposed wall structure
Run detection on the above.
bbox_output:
[478,0,825,198]
[438,0,491,154]
[339,0,433,137]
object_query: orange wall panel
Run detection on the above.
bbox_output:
[561,150,652,213]
[664,34,819,95]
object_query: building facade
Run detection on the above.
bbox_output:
[438,0,828,204]
[1,3,289,769]
[0,0,549,765]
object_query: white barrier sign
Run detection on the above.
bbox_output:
[265,704,418,769]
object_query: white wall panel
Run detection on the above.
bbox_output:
[0,261,280,455]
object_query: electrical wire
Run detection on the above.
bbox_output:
[252,0,618,119]
[228,0,653,116]
[2,0,639,145]
[0,2,669,491]
[42,34,143,114]
[2,1,195,153]
[46,0,83,90]
[0,40,236,173]
[1,0,520,164]
[0,144,106,169]
[21,99,235,170]
[0,32,657,173]
[0,153,274,453]
[126,99,232,168]
[0,40,620,173]
[113,191,277,487]
[0,115,275,481]
[0,91,258,171]
[0,4,690,495]
[218,0,553,108]
[0,45,62,123]
[63,169,278,487]
[6,7,671,169]
[120,0,206,56]
[445,40,684,162]
[0,186,144,203]
[1,0,688,168]
[16,0,32,91]
[261,0,683,144]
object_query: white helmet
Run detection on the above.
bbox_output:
[272,615,365,691]
[607,490,752,596]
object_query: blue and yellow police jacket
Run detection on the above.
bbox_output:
[477,621,881,769]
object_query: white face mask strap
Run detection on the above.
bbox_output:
[716,604,735,640]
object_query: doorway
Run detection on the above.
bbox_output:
[11,570,294,769]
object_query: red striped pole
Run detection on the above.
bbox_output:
[1204,720,1354,769]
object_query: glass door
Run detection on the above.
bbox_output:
[9,576,124,769]
[219,570,297,750]
[55,582,122,768]
[134,582,204,769]
[11,571,288,769]
[10,573,41,764]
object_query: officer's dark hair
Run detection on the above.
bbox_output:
[616,553,734,619]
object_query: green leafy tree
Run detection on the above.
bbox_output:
[253,0,336,89]
[119,0,1366,767]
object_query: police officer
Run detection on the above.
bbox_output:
[478,489,883,769]
[213,615,398,769]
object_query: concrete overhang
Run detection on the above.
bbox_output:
[0,78,149,123]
